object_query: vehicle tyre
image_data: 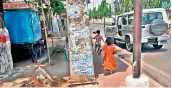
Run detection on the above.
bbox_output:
[153,44,163,49]
[150,19,168,36]
[125,37,133,52]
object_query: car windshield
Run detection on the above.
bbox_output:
[142,12,163,25]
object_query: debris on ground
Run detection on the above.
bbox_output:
[1,66,97,87]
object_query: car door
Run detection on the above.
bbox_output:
[117,16,127,40]
[104,19,118,38]
[127,14,134,35]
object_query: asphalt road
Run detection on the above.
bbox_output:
[90,23,171,87]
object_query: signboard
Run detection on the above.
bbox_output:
[3,2,38,11]
[66,0,95,82]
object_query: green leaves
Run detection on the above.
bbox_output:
[50,0,65,15]
[28,0,65,15]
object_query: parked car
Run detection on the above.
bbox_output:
[105,8,170,51]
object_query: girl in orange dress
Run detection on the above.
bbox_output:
[99,37,118,74]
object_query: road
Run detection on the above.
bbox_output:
[90,23,171,87]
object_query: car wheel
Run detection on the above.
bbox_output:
[153,44,163,49]
[125,37,133,52]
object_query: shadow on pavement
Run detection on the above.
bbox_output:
[141,45,168,53]
[115,42,168,53]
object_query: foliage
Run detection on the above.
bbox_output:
[117,0,171,14]
[28,0,65,15]
[152,0,160,8]
[88,9,92,19]
[50,0,65,15]
[88,0,113,19]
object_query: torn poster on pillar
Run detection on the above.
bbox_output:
[67,5,80,19]
[70,54,94,76]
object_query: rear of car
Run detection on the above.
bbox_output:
[141,9,170,49]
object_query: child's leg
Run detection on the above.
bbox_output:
[97,44,101,52]
[95,44,97,51]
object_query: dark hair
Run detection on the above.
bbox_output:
[96,30,100,34]
[106,37,113,46]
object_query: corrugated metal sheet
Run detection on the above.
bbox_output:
[4,10,42,44]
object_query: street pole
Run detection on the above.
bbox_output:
[133,0,142,78]
[125,0,149,87]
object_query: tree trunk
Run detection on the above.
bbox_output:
[0,0,13,74]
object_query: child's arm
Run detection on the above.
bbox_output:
[113,51,116,54]
[101,36,105,43]
[112,45,117,54]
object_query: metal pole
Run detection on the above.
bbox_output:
[133,0,142,78]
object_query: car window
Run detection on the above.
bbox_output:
[117,17,122,25]
[128,14,134,25]
[122,16,127,25]
[142,12,163,25]
[117,16,127,25]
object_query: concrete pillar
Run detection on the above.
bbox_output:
[0,27,13,74]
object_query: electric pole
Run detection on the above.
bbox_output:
[126,0,149,87]
[133,0,142,78]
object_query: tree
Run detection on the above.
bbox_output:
[29,0,65,15]
[119,0,125,13]
[50,0,65,15]
[108,4,112,17]
[88,9,92,19]
[152,0,160,8]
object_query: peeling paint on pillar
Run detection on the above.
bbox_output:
[66,0,95,80]
[0,27,13,74]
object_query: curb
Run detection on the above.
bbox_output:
[114,48,164,87]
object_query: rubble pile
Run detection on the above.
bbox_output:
[1,66,97,87]
[1,67,69,87]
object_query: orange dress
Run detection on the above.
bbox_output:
[102,44,118,71]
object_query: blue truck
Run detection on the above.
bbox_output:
[3,2,46,62]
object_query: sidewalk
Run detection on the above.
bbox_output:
[92,52,159,87]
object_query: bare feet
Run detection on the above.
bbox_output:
[110,71,113,74]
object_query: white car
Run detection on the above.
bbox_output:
[105,8,170,51]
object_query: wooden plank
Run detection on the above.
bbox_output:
[60,77,97,87]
